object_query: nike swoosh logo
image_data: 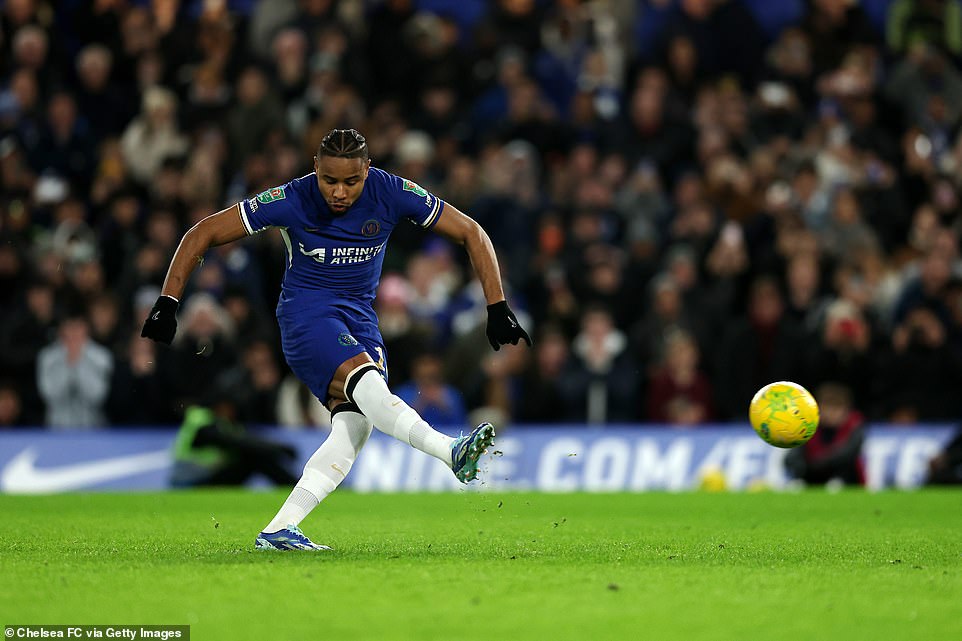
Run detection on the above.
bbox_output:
[304,227,325,235]
[151,311,160,320]
[0,448,171,493]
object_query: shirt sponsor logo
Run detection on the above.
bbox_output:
[298,243,326,263]
[402,180,428,198]
[256,186,286,204]
[297,241,386,265]
[246,197,259,212]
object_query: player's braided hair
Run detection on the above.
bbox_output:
[317,129,369,160]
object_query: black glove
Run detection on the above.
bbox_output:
[485,300,532,351]
[141,295,179,345]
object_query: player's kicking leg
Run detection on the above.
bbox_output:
[255,403,372,551]
[339,359,495,483]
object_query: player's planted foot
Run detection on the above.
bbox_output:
[254,524,331,551]
[451,422,495,483]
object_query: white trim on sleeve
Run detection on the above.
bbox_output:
[420,197,443,228]
[238,200,255,235]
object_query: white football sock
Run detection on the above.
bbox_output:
[263,404,372,534]
[345,364,455,464]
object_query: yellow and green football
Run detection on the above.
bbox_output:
[749,381,819,448]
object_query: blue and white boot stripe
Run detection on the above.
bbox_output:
[254,525,331,551]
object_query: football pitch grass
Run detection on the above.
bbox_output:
[2,490,961,641]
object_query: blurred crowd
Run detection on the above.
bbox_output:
[1,0,962,430]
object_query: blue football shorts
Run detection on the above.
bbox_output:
[278,304,387,405]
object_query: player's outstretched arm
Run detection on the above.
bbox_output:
[141,204,248,345]
[432,203,531,351]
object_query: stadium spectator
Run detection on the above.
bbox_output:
[107,332,171,426]
[701,219,751,345]
[473,342,528,427]
[880,305,962,420]
[73,43,133,140]
[70,0,126,67]
[785,382,866,486]
[818,186,882,261]
[885,43,962,129]
[802,0,879,75]
[558,305,639,424]
[270,28,310,112]
[1,278,57,424]
[893,249,955,325]
[182,62,232,132]
[220,283,276,345]
[36,314,113,429]
[120,86,189,184]
[478,0,544,58]
[10,24,60,95]
[227,66,286,167]
[781,249,826,330]
[213,338,284,426]
[405,248,459,333]
[395,352,467,427]
[630,273,702,373]
[444,294,531,416]
[646,327,714,424]
[715,276,809,420]
[664,0,768,87]
[27,90,97,191]
[516,324,569,423]
[276,372,330,430]
[810,299,878,410]
[374,273,435,386]
[87,291,124,352]
[610,77,694,177]
[156,293,237,413]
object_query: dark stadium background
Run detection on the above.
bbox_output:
[0,0,960,437]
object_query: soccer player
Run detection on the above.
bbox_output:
[141,129,531,550]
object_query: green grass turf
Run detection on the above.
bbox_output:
[1,490,961,641]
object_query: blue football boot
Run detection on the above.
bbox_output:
[451,422,496,483]
[254,524,331,551]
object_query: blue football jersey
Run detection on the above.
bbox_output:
[237,167,444,310]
